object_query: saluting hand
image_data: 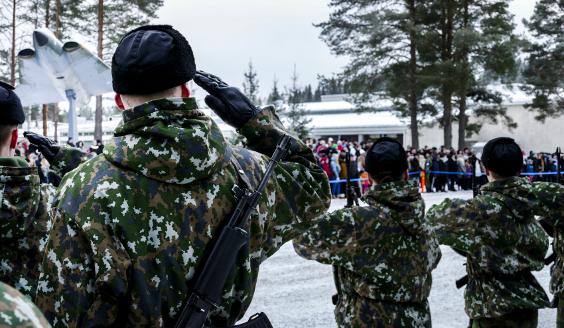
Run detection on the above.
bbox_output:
[23,131,59,163]
[194,70,261,129]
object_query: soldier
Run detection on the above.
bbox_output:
[294,137,442,327]
[0,281,51,328]
[530,179,564,327]
[0,81,56,299]
[426,137,549,328]
[0,81,85,298]
[35,25,331,327]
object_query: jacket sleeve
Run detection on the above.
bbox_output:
[532,182,564,229]
[238,106,331,256]
[49,146,90,177]
[292,208,356,266]
[35,208,97,327]
[426,198,482,254]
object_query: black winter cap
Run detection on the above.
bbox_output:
[365,137,408,178]
[481,137,523,177]
[0,81,24,125]
[112,25,196,95]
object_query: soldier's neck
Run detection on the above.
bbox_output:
[0,144,12,157]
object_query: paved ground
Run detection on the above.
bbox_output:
[239,190,556,327]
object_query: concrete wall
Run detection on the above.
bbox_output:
[409,105,564,152]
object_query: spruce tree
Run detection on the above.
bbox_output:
[267,78,282,104]
[242,60,260,105]
[286,66,311,140]
[522,0,563,121]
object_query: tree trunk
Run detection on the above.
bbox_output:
[458,0,470,149]
[43,0,51,136]
[440,0,454,148]
[53,0,61,141]
[10,0,16,85]
[94,0,104,141]
[408,0,419,149]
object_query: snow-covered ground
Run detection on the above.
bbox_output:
[240,190,556,328]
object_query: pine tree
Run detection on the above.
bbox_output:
[522,0,563,121]
[419,0,520,147]
[285,66,311,140]
[318,0,427,148]
[242,60,260,105]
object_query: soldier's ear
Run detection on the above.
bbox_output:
[181,84,190,98]
[10,128,18,149]
[115,94,125,111]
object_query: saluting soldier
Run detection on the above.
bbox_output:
[0,81,72,298]
[427,137,549,328]
[294,137,442,327]
[530,177,564,327]
[35,25,331,327]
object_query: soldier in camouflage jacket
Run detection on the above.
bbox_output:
[531,181,564,327]
[427,138,550,328]
[0,82,85,299]
[35,25,331,328]
[294,137,441,328]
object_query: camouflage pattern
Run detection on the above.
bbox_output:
[0,156,55,298]
[470,309,538,328]
[294,180,441,328]
[49,146,90,177]
[35,98,331,327]
[530,182,564,298]
[0,282,51,328]
[557,297,564,328]
[426,177,550,319]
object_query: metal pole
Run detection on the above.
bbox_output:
[65,89,78,143]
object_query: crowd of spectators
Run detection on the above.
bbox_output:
[307,138,564,198]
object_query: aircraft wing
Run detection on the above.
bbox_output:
[63,41,112,97]
[15,50,66,106]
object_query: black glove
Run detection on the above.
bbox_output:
[194,70,261,129]
[23,131,59,163]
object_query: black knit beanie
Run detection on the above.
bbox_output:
[112,25,196,95]
[366,137,408,179]
[481,137,523,177]
[0,81,24,124]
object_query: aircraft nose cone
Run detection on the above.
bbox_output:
[34,31,48,47]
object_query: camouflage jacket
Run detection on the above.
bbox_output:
[0,281,51,328]
[294,180,441,304]
[531,181,564,297]
[0,156,55,298]
[0,147,87,299]
[427,177,550,319]
[35,98,331,327]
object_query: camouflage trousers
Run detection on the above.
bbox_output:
[470,309,538,328]
[557,297,564,328]
[335,293,431,328]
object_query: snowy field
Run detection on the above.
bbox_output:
[240,190,556,328]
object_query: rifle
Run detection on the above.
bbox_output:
[543,147,562,265]
[455,154,479,289]
[332,149,358,305]
[345,150,359,208]
[174,135,292,328]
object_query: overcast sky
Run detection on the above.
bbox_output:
[156,0,537,99]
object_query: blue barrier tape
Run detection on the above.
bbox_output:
[328,171,563,184]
